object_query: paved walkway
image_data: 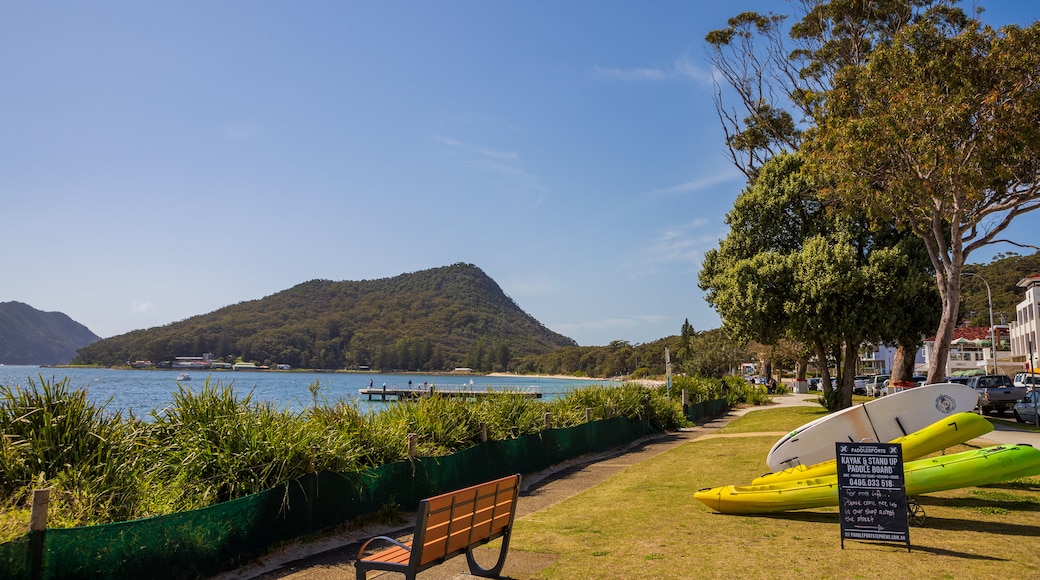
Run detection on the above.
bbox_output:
[211,393,1040,580]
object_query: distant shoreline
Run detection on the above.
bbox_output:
[23,365,663,386]
[486,372,610,381]
[487,372,665,387]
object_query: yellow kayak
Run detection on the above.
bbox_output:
[695,444,1040,514]
[752,412,992,486]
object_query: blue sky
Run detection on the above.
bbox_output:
[2,1,1038,346]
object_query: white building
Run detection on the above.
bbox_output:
[859,343,926,375]
[1010,274,1040,372]
[920,325,1015,377]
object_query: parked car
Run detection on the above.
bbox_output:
[945,376,972,386]
[808,377,821,391]
[1013,390,1040,424]
[868,374,890,397]
[1013,372,1040,389]
[968,374,1026,416]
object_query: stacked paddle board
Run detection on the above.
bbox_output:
[753,411,992,485]
[695,443,1040,514]
[695,383,1040,514]
[766,383,980,471]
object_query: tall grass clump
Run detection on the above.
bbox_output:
[0,376,145,528]
[563,383,684,431]
[474,393,549,439]
[669,375,725,403]
[721,375,771,406]
[667,375,770,407]
[306,397,401,472]
[143,380,315,513]
[372,395,481,456]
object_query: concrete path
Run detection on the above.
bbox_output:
[976,415,1040,447]
[211,393,1040,580]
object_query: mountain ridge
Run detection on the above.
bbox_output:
[74,263,577,370]
[0,301,100,365]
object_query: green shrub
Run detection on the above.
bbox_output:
[0,376,145,526]
[145,380,314,512]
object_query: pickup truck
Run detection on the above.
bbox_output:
[969,375,1027,416]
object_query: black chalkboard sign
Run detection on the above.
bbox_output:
[836,442,910,551]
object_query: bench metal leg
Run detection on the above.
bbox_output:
[464,530,512,578]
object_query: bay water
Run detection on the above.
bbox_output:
[0,365,616,417]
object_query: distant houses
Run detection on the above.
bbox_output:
[862,275,1037,378]
[128,353,291,371]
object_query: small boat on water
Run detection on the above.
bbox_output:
[176,373,191,381]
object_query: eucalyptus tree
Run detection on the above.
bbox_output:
[705,0,954,180]
[699,153,935,409]
[705,1,1033,384]
[806,12,1040,383]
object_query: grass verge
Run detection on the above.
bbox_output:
[508,409,1040,579]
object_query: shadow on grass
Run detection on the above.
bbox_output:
[916,494,1040,514]
[892,543,1007,561]
[733,506,1040,537]
[911,514,1040,537]
[733,510,1018,561]
[978,480,1040,493]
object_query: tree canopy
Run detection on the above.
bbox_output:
[706,0,1038,387]
[699,153,938,409]
[705,0,958,180]
[806,11,1040,382]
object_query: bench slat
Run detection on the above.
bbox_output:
[366,544,412,565]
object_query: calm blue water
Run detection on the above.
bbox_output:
[0,365,615,416]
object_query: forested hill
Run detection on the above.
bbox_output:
[74,263,577,371]
[958,251,1040,327]
[0,301,100,365]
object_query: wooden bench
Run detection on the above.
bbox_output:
[355,473,522,580]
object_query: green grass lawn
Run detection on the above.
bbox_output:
[717,405,828,434]
[508,407,1040,579]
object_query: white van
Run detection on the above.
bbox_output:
[1014,372,1040,389]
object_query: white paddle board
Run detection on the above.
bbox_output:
[765,383,980,471]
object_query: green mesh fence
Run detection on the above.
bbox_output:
[685,398,729,422]
[0,417,656,580]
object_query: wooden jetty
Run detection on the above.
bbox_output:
[359,385,542,401]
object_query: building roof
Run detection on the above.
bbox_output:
[1017,274,1040,288]
[925,326,991,343]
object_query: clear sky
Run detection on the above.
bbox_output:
[3,1,1038,346]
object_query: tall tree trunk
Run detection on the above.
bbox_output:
[842,336,858,408]
[928,270,962,384]
[892,343,917,383]
[813,337,832,392]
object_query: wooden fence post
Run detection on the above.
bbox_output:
[408,433,417,457]
[585,408,592,422]
[30,488,49,580]
[30,489,49,532]
[480,422,488,443]
[544,412,551,428]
